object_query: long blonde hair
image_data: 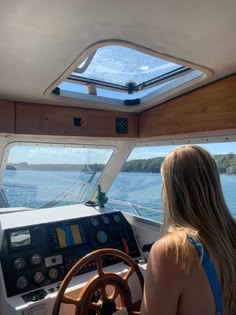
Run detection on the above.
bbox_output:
[161,145,236,311]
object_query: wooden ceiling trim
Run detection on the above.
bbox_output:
[0,99,15,133]
[15,102,138,138]
[139,75,236,138]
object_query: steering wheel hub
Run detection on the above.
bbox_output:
[100,298,116,315]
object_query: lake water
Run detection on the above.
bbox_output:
[2,171,236,222]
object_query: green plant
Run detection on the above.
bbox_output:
[96,184,108,208]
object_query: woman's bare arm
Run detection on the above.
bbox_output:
[140,236,186,315]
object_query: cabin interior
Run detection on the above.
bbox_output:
[0,0,236,314]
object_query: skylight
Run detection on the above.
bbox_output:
[51,43,206,110]
[72,46,183,87]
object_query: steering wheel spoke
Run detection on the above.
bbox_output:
[89,301,102,312]
[109,286,120,300]
[99,284,108,301]
[62,294,81,306]
[95,255,104,277]
[123,266,135,281]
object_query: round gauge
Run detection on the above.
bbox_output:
[48,268,59,280]
[102,215,111,225]
[113,214,121,223]
[14,257,26,270]
[16,276,28,290]
[96,230,108,244]
[31,254,42,265]
[33,271,45,285]
[90,217,99,227]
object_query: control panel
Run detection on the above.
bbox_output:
[0,211,140,297]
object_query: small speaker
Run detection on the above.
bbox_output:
[116,117,128,134]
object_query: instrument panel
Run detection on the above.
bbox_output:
[0,211,140,297]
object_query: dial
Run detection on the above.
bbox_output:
[102,215,110,225]
[33,271,45,284]
[48,268,59,280]
[14,257,26,270]
[90,217,99,227]
[16,276,28,290]
[31,254,42,266]
[96,230,108,244]
[113,214,121,223]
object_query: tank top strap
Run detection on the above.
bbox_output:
[187,235,223,315]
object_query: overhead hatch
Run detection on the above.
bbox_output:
[48,41,210,111]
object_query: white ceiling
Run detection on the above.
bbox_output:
[0,0,235,110]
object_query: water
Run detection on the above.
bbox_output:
[2,170,100,208]
[109,173,236,221]
[2,171,236,222]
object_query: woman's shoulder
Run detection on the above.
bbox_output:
[150,230,197,273]
[152,230,192,252]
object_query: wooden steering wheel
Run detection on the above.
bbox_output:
[53,248,144,315]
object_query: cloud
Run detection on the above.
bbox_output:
[128,151,169,161]
[8,146,113,164]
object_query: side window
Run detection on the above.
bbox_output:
[107,143,236,222]
[1,144,113,209]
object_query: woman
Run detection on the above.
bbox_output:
[140,145,236,315]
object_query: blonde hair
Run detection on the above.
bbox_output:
[161,145,236,311]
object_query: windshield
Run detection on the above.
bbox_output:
[0,144,113,211]
[107,142,236,222]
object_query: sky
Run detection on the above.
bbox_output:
[6,142,236,165]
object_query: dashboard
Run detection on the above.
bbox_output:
[0,211,140,299]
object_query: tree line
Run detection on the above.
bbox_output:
[121,154,236,174]
[6,153,236,174]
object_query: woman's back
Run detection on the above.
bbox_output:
[140,234,231,315]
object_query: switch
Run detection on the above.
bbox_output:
[31,296,38,302]
[73,117,82,126]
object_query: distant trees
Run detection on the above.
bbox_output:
[6,153,236,174]
[122,153,236,174]
[214,153,236,173]
[121,157,164,173]
[5,163,103,172]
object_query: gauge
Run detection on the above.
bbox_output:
[48,268,59,280]
[33,271,45,284]
[102,215,110,225]
[96,230,108,244]
[14,257,26,270]
[16,276,28,290]
[31,254,42,265]
[113,214,121,223]
[90,217,99,227]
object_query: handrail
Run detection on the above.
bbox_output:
[108,199,163,217]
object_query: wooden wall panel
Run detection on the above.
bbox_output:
[16,103,138,138]
[139,75,236,138]
[0,99,15,133]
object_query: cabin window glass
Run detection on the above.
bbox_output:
[1,144,113,210]
[51,43,205,108]
[107,142,236,222]
[72,45,182,86]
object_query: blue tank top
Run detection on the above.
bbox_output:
[187,236,223,315]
